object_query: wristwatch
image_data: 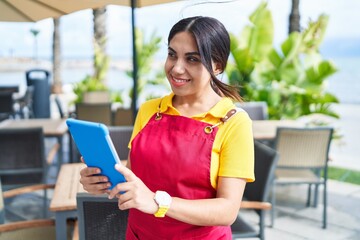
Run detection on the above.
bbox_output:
[154,190,172,218]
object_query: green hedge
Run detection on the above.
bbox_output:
[327,167,360,185]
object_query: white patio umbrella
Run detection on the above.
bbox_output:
[0,0,115,22]
[0,0,183,22]
[0,0,186,117]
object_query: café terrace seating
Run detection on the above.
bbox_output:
[270,127,334,229]
[0,92,15,121]
[0,127,59,219]
[0,179,76,240]
[231,141,279,240]
[76,193,128,240]
[235,101,269,121]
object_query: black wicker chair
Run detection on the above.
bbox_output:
[231,141,279,240]
[108,126,133,161]
[0,92,15,121]
[76,193,128,240]
[0,178,76,239]
[0,127,59,219]
[235,102,268,120]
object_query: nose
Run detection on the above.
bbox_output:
[171,59,185,74]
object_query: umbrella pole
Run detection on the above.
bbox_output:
[131,0,138,123]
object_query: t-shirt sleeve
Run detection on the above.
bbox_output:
[128,98,161,149]
[218,112,255,182]
[128,106,143,149]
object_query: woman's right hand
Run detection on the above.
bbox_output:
[79,156,111,195]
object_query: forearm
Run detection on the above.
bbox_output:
[165,177,246,226]
[166,197,239,226]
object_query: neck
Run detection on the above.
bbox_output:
[172,91,222,117]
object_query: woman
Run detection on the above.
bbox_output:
[80,16,254,239]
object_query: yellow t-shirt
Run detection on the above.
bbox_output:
[129,93,255,189]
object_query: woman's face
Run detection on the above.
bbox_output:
[165,31,215,98]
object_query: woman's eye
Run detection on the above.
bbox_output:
[188,56,200,62]
[168,52,176,58]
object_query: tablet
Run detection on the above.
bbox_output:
[66,118,126,189]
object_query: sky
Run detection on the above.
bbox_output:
[0,0,359,60]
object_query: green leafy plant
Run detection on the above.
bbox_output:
[125,28,168,104]
[73,39,110,103]
[226,2,339,120]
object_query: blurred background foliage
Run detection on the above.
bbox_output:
[226,2,339,120]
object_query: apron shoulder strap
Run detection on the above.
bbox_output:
[204,108,244,134]
[220,108,245,123]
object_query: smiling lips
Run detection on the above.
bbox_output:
[171,75,190,87]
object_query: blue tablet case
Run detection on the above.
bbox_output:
[66,118,126,189]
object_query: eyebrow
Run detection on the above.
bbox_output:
[168,47,200,56]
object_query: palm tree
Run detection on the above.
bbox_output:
[30,28,40,60]
[52,17,62,93]
[289,0,300,33]
[93,6,108,81]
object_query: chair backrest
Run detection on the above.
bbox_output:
[54,95,64,118]
[16,86,34,118]
[0,128,46,189]
[274,127,333,169]
[244,141,279,206]
[108,126,134,160]
[113,108,133,126]
[76,103,112,126]
[235,101,268,120]
[77,193,128,240]
[0,93,14,120]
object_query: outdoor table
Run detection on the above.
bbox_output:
[0,85,19,94]
[252,120,304,140]
[50,163,86,240]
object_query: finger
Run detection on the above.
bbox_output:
[108,182,132,199]
[81,175,109,184]
[80,167,101,177]
[115,163,136,182]
[83,182,111,195]
[80,156,84,163]
[80,175,111,192]
[118,197,134,210]
[108,183,124,199]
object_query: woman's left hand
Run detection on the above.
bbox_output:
[108,164,158,215]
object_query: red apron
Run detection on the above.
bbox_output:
[127,109,235,239]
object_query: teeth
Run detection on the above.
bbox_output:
[173,77,189,82]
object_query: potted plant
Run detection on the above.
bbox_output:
[72,39,113,125]
[73,39,111,104]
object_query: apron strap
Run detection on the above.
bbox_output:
[220,108,244,123]
[204,108,244,134]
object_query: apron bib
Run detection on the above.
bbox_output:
[127,108,239,239]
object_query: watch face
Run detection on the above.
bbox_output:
[155,191,172,206]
